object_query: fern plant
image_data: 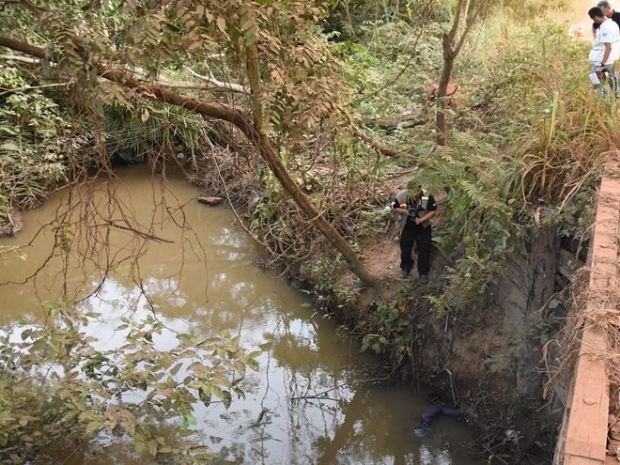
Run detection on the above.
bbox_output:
[413,132,521,312]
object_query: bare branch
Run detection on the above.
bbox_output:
[453,1,485,58]
[100,220,174,243]
[0,53,41,64]
[183,66,248,94]
[447,0,468,43]
[352,126,406,159]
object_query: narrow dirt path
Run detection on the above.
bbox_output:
[359,173,412,297]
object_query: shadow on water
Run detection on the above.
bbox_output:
[0,165,484,464]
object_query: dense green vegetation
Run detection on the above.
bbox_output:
[0,0,612,462]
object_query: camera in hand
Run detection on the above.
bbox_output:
[597,66,611,81]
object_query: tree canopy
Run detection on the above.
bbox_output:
[0,0,393,289]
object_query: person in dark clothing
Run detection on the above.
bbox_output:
[391,181,437,283]
[414,403,464,438]
[599,1,620,28]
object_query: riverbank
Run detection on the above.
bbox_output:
[188,143,565,464]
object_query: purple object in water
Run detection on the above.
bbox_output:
[415,404,464,437]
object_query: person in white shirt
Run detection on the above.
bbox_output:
[589,6,620,96]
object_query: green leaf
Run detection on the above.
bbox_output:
[233,387,245,399]
[247,358,259,372]
[234,360,246,377]
[183,414,197,426]
[147,439,158,457]
[240,17,255,32]
[135,440,146,454]
[86,420,101,434]
[221,390,232,409]
[244,31,257,46]
[199,387,212,407]
[169,363,182,377]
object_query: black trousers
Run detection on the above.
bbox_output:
[399,225,432,275]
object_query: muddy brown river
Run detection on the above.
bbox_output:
[0,166,483,464]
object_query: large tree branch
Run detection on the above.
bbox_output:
[1,36,401,162]
[0,36,44,58]
[244,34,383,292]
[0,34,384,293]
[0,53,244,92]
[0,36,254,131]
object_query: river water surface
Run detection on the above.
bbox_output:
[0,166,483,465]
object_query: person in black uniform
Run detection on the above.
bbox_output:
[391,181,437,283]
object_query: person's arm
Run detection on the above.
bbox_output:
[598,23,613,66]
[392,205,410,215]
[391,192,409,216]
[414,195,437,225]
[601,41,612,66]
[415,210,436,225]
[439,405,465,422]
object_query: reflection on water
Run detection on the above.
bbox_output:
[0,166,483,464]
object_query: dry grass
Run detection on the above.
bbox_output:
[543,268,590,403]
[518,92,619,209]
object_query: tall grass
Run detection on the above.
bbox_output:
[518,89,616,207]
[458,15,612,210]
